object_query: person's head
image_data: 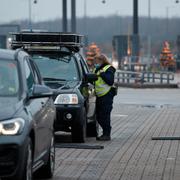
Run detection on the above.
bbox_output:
[95,54,110,67]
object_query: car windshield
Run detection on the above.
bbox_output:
[32,55,79,82]
[0,59,19,97]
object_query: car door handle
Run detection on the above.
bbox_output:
[41,101,45,107]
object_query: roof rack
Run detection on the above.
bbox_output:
[10,31,84,52]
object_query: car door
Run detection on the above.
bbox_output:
[77,54,96,120]
[29,59,55,152]
[23,57,50,161]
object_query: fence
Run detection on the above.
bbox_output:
[115,70,174,85]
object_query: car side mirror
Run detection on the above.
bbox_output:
[29,84,53,99]
[86,73,98,83]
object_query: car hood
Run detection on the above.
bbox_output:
[45,80,79,93]
[0,97,20,120]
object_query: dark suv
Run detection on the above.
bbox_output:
[11,32,98,143]
[0,49,55,180]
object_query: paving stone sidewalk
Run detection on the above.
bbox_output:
[51,103,180,180]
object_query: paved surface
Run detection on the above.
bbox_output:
[51,89,180,180]
[115,88,180,106]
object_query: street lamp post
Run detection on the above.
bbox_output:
[28,0,37,30]
[62,0,67,32]
[166,7,169,36]
[133,0,139,61]
[29,0,32,30]
[84,0,87,34]
[148,0,151,21]
[147,0,151,65]
[71,0,76,32]
[133,0,138,35]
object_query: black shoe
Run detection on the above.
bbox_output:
[96,135,111,141]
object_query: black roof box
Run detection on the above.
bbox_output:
[10,31,84,52]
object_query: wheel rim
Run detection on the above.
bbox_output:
[50,137,55,173]
[26,144,32,180]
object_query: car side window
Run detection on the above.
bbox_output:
[76,54,89,74]
[81,58,90,74]
[24,58,35,93]
[79,60,86,75]
[80,60,89,74]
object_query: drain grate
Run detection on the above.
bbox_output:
[141,104,163,108]
[152,136,180,140]
[55,143,104,149]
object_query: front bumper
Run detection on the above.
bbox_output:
[0,135,27,178]
[54,104,83,131]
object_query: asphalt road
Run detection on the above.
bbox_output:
[115,88,180,106]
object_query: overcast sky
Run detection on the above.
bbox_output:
[0,0,180,23]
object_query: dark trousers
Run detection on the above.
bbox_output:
[96,91,114,136]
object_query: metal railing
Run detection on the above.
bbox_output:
[115,70,174,84]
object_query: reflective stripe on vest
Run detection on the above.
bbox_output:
[95,65,111,97]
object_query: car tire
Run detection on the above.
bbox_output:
[72,107,86,143]
[34,135,55,179]
[2,138,33,180]
[87,116,99,137]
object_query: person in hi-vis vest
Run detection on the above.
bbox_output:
[94,54,116,141]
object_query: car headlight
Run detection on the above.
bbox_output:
[54,94,78,105]
[0,118,25,135]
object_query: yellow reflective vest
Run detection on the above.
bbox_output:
[95,65,112,97]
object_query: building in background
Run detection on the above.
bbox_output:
[0,35,7,49]
[112,35,139,70]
